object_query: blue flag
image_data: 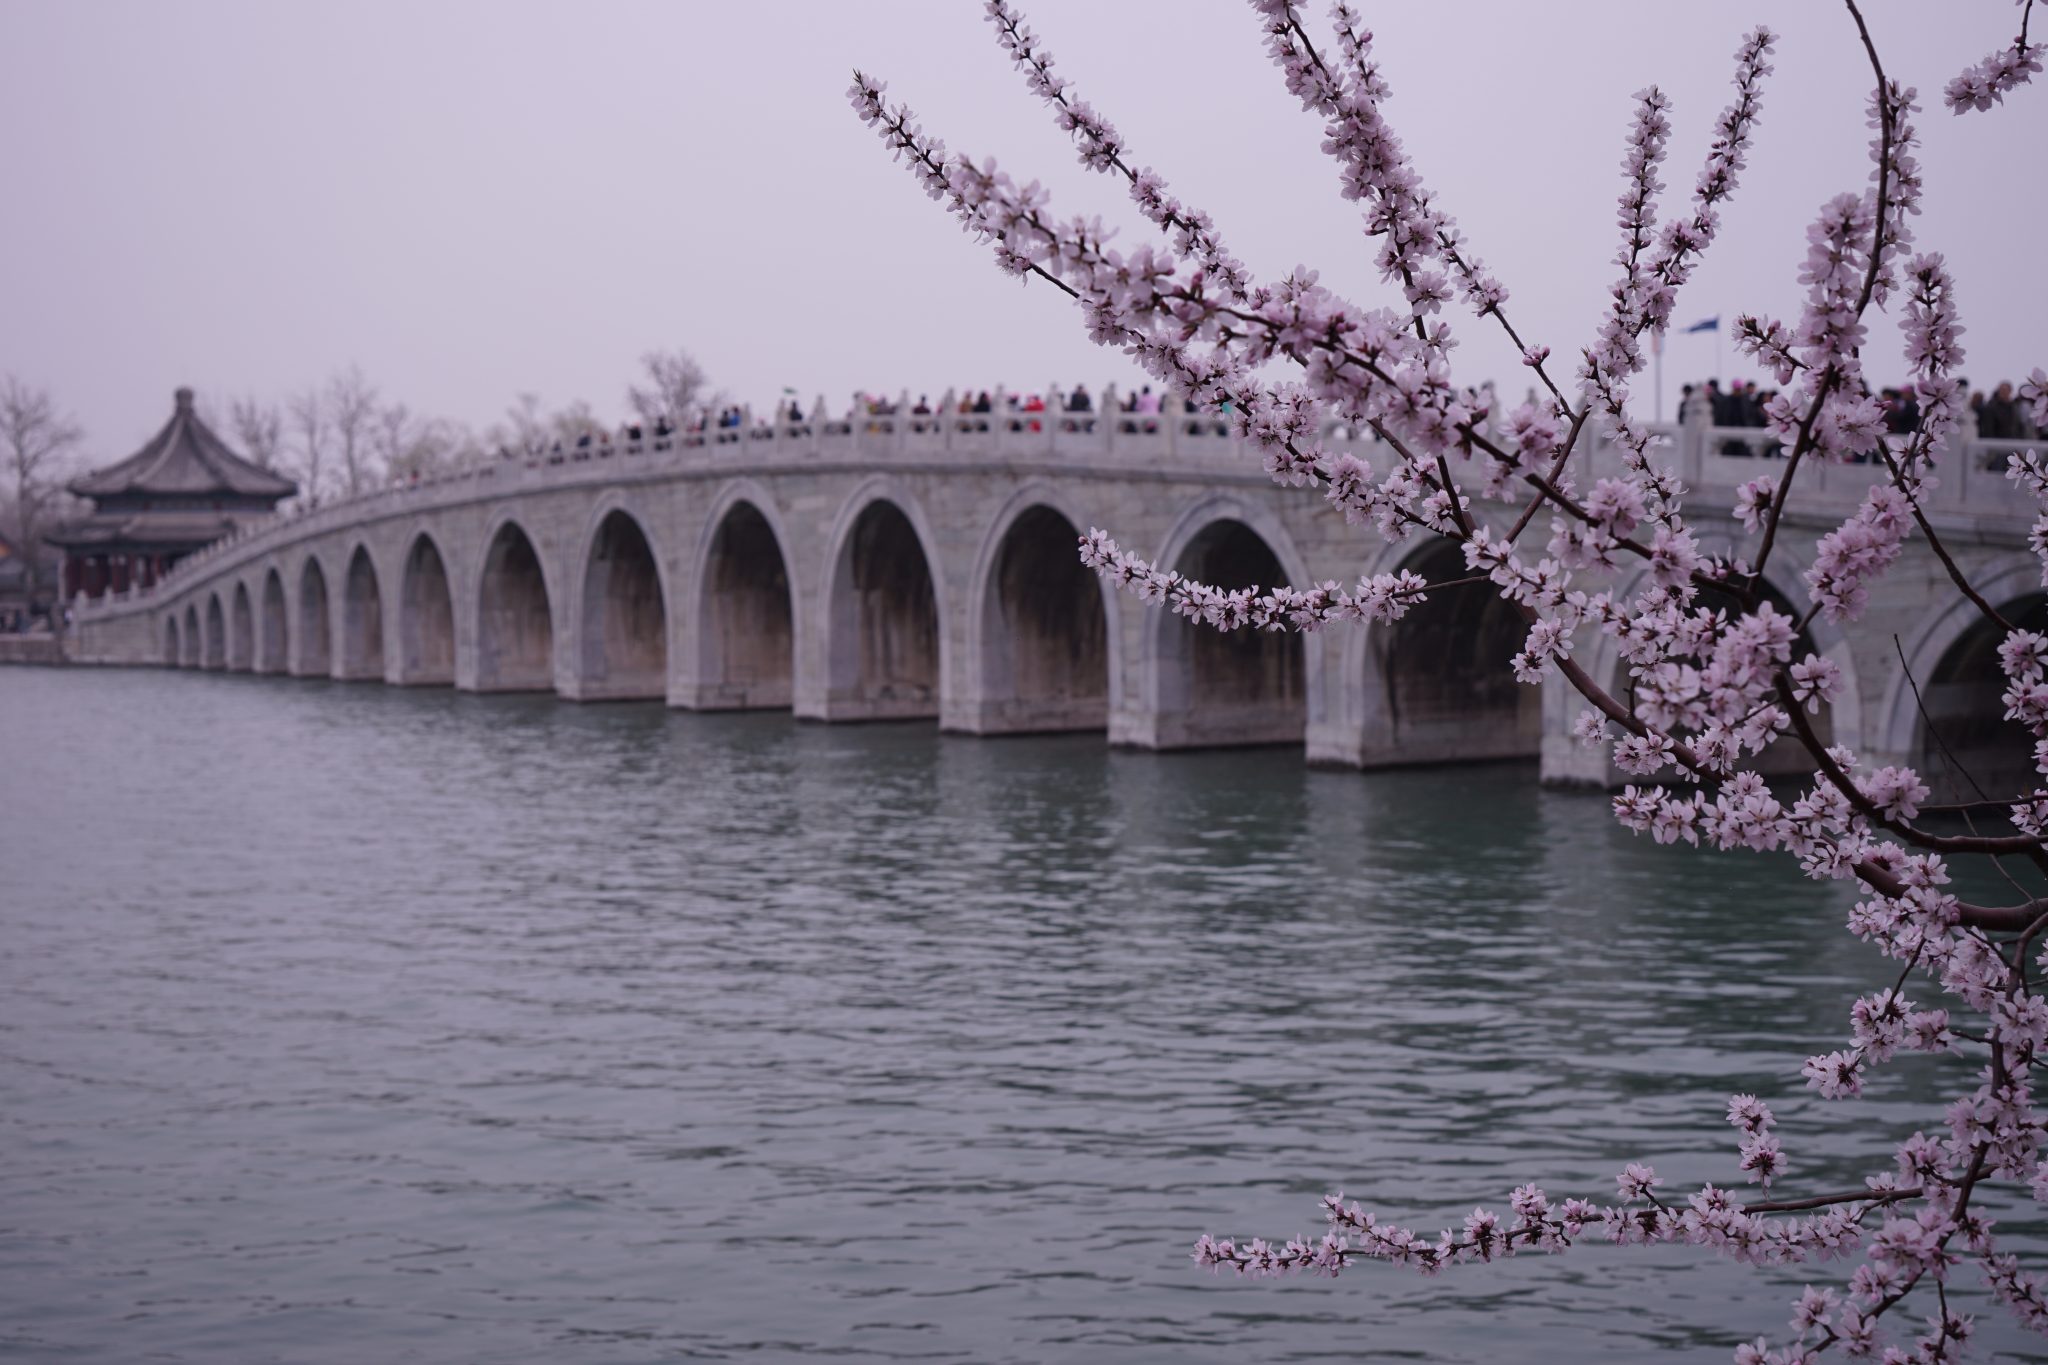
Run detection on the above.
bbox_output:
[1683,316,1720,334]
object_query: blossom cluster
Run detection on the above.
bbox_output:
[1943,1,2043,115]
[855,2,2048,1358]
[983,0,1255,303]
[1079,526,1427,629]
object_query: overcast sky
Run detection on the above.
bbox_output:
[2,1,2043,462]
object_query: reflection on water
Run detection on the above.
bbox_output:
[0,668,2036,1362]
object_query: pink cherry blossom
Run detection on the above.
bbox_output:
[858,3,2048,1357]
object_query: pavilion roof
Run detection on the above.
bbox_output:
[69,387,297,501]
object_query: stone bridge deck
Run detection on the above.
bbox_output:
[62,404,2041,794]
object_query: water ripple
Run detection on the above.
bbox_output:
[0,668,2038,1362]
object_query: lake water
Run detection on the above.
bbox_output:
[0,666,2037,1362]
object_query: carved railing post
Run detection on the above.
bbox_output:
[938,386,958,453]
[1682,383,1711,489]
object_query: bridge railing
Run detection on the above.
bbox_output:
[74,390,2036,621]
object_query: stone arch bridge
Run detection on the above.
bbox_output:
[66,403,2039,794]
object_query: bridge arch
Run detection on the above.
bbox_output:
[967,486,1115,733]
[182,604,201,667]
[398,530,458,686]
[822,483,947,720]
[1882,553,2044,802]
[339,543,386,681]
[258,567,289,674]
[474,517,556,692]
[576,503,669,701]
[203,593,227,670]
[229,581,255,672]
[163,614,180,667]
[297,556,333,677]
[1143,497,1313,748]
[1352,537,1539,767]
[690,483,795,710]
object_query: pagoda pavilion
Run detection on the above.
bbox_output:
[48,387,296,600]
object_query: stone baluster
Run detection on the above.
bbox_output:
[1682,382,1711,490]
[849,392,869,456]
[1934,402,1976,510]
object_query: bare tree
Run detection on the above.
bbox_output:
[373,401,414,477]
[627,348,713,430]
[548,399,597,445]
[413,418,463,474]
[505,392,548,450]
[328,366,380,496]
[476,419,520,462]
[446,423,495,470]
[501,392,601,449]
[374,403,463,482]
[0,375,84,605]
[287,386,330,506]
[228,396,286,469]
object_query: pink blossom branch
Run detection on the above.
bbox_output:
[984,0,1254,302]
[854,5,2048,1355]
[1944,0,2042,113]
[1577,27,1776,539]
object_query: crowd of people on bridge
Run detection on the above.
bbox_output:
[478,373,2044,476]
[1676,375,2040,460]
[847,384,1145,434]
[475,378,1266,462]
[1971,380,2039,439]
